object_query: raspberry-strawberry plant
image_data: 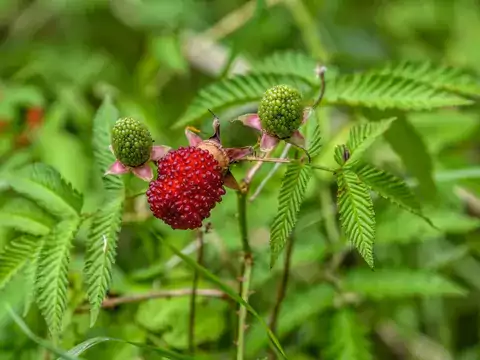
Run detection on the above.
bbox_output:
[0,3,479,360]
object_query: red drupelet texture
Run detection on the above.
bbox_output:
[147,146,226,230]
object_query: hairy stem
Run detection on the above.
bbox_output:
[189,229,204,353]
[236,190,252,360]
[241,156,336,173]
[268,235,295,359]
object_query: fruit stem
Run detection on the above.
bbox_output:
[236,190,252,360]
[242,156,337,173]
[188,228,204,354]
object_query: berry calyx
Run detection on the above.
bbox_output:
[111,117,153,167]
[258,84,303,139]
[146,146,226,230]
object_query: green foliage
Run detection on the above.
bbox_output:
[0,198,54,236]
[0,235,40,290]
[306,124,322,158]
[343,269,467,299]
[336,169,376,268]
[84,97,125,326]
[384,118,436,199]
[4,163,83,218]
[136,297,227,349]
[345,118,396,165]
[370,61,480,96]
[270,162,312,268]
[326,74,472,110]
[84,198,123,327]
[324,308,373,360]
[0,2,479,359]
[252,51,320,84]
[35,219,80,336]
[353,163,428,223]
[175,74,311,128]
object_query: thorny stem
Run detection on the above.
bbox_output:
[268,235,295,360]
[76,289,225,312]
[189,228,204,354]
[236,188,253,360]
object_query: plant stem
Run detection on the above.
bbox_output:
[309,164,337,173]
[189,229,204,354]
[250,144,291,202]
[242,156,337,173]
[76,289,225,312]
[236,190,253,360]
[268,235,295,360]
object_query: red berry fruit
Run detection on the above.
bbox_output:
[146,146,226,230]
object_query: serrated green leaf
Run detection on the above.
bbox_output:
[61,336,194,360]
[5,163,82,218]
[174,73,312,128]
[324,308,373,360]
[92,96,122,191]
[161,237,287,359]
[36,219,80,336]
[334,144,348,166]
[0,197,55,236]
[327,74,473,110]
[385,117,435,199]
[252,51,319,84]
[353,163,433,227]
[370,61,480,97]
[343,269,466,298]
[23,244,41,317]
[337,170,375,268]
[6,307,81,360]
[0,235,41,290]
[345,117,396,164]
[270,163,312,268]
[84,194,124,327]
[307,124,322,158]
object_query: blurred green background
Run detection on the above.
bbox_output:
[0,0,480,359]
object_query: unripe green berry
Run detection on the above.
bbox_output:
[111,117,153,167]
[258,84,303,139]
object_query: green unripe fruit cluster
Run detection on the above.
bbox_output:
[258,84,303,139]
[111,117,153,167]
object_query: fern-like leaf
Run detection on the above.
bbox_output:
[270,162,312,268]
[92,96,122,191]
[370,61,480,97]
[346,118,396,164]
[252,51,319,84]
[327,74,473,110]
[324,308,373,360]
[36,219,80,336]
[343,269,466,298]
[5,163,82,218]
[0,197,55,236]
[85,96,125,326]
[307,124,322,158]
[174,74,312,128]
[353,163,433,227]
[0,235,41,290]
[84,195,124,326]
[336,169,375,268]
[23,243,42,316]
